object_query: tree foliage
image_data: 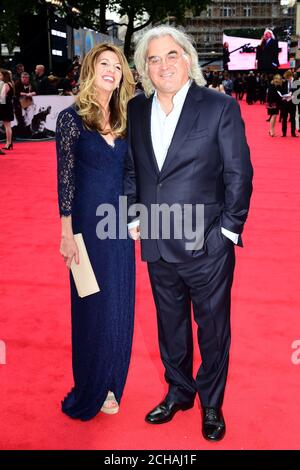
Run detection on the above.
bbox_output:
[0,0,39,53]
[109,0,210,57]
[0,0,210,57]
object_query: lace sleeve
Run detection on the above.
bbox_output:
[56,109,80,217]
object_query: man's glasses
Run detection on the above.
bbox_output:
[147,52,186,67]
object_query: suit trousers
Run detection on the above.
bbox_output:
[147,239,235,409]
[281,102,296,136]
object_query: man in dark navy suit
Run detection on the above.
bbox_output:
[125,26,253,441]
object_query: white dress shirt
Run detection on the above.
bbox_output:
[151,79,191,171]
[128,80,239,245]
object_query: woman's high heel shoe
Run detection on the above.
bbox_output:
[268,131,274,137]
[3,143,13,150]
[100,391,119,415]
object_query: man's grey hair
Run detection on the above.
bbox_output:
[264,28,275,40]
[134,25,206,97]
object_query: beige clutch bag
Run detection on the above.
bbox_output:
[70,233,100,298]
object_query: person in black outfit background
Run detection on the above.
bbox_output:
[32,64,52,95]
[246,71,256,104]
[0,69,14,154]
[281,70,297,137]
[256,29,279,73]
[266,74,283,136]
[222,42,230,71]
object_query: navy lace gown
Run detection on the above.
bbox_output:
[56,106,135,421]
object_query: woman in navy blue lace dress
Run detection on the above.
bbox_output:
[56,44,136,421]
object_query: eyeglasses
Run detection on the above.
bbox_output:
[147,52,186,67]
[98,60,122,72]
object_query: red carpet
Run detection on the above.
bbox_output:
[0,101,300,450]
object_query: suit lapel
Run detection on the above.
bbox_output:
[141,94,160,176]
[160,82,203,178]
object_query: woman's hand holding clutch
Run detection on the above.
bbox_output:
[60,235,79,269]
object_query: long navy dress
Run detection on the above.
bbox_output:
[56,106,135,421]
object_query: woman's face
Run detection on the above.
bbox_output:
[94,50,123,96]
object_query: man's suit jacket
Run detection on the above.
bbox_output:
[260,39,279,71]
[124,82,253,262]
[281,80,296,111]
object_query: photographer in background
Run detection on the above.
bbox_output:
[15,72,37,99]
[32,65,52,95]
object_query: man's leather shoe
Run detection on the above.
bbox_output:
[202,407,226,441]
[145,399,194,424]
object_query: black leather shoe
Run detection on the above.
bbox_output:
[145,399,194,424]
[202,407,226,441]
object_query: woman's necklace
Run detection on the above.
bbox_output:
[100,109,115,146]
[101,109,112,134]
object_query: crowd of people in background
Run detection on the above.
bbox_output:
[0,53,299,155]
[203,68,300,137]
[0,57,81,150]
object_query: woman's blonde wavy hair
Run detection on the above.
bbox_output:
[272,74,282,87]
[134,25,206,97]
[76,43,135,138]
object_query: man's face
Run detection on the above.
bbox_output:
[21,75,29,84]
[147,35,190,96]
[35,66,44,76]
[264,32,272,40]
